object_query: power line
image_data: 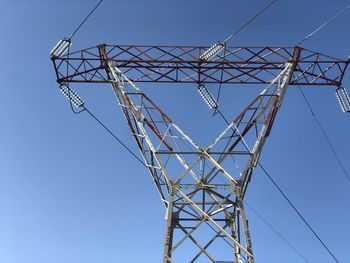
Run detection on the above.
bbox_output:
[82,107,147,168]
[214,45,227,116]
[215,108,340,263]
[298,86,350,184]
[223,0,279,44]
[273,4,350,261]
[64,97,147,168]
[206,3,350,261]
[69,0,104,40]
[257,163,340,263]
[124,0,278,84]
[212,0,279,112]
[244,200,311,263]
[63,4,146,170]
[293,3,350,186]
[298,3,350,45]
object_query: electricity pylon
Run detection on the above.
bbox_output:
[51,44,349,262]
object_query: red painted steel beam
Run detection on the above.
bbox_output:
[52,45,349,86]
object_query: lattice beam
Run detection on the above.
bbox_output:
[52,45,349,86]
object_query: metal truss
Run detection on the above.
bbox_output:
[83,46,298,262]
[52,44,348,262]
[52,45,348,86]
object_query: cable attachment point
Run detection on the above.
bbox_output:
[197,84,218,109]
[199,43,225,61]
[335,86,350,114]
[50,38,72,57]
[60,84,84,108]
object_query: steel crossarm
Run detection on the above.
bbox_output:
[52,45,349,86]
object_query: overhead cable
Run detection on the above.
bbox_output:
[60,87,147,168]
[244,201,311,263]
[258,163,340,263]
[69,0,104,40]
[215,107,340,263]
[298,86,350,184]
[298,3,350,45]
[206,3,350,261]
[223,0,279,44]
[83,107,147,168]
[294,3,350,185]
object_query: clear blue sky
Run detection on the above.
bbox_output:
[1,0,350,262]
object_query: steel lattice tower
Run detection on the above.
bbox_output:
[52,44,349,262]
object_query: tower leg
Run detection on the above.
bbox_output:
[163,187,176,263]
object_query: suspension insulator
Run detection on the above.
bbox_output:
[50,38,71,57]
[60,84,84,108]
[199,43,225,61]
[335,86,350,113]
[197,84,218,109]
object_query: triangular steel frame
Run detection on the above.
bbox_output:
[102,47,301,263]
